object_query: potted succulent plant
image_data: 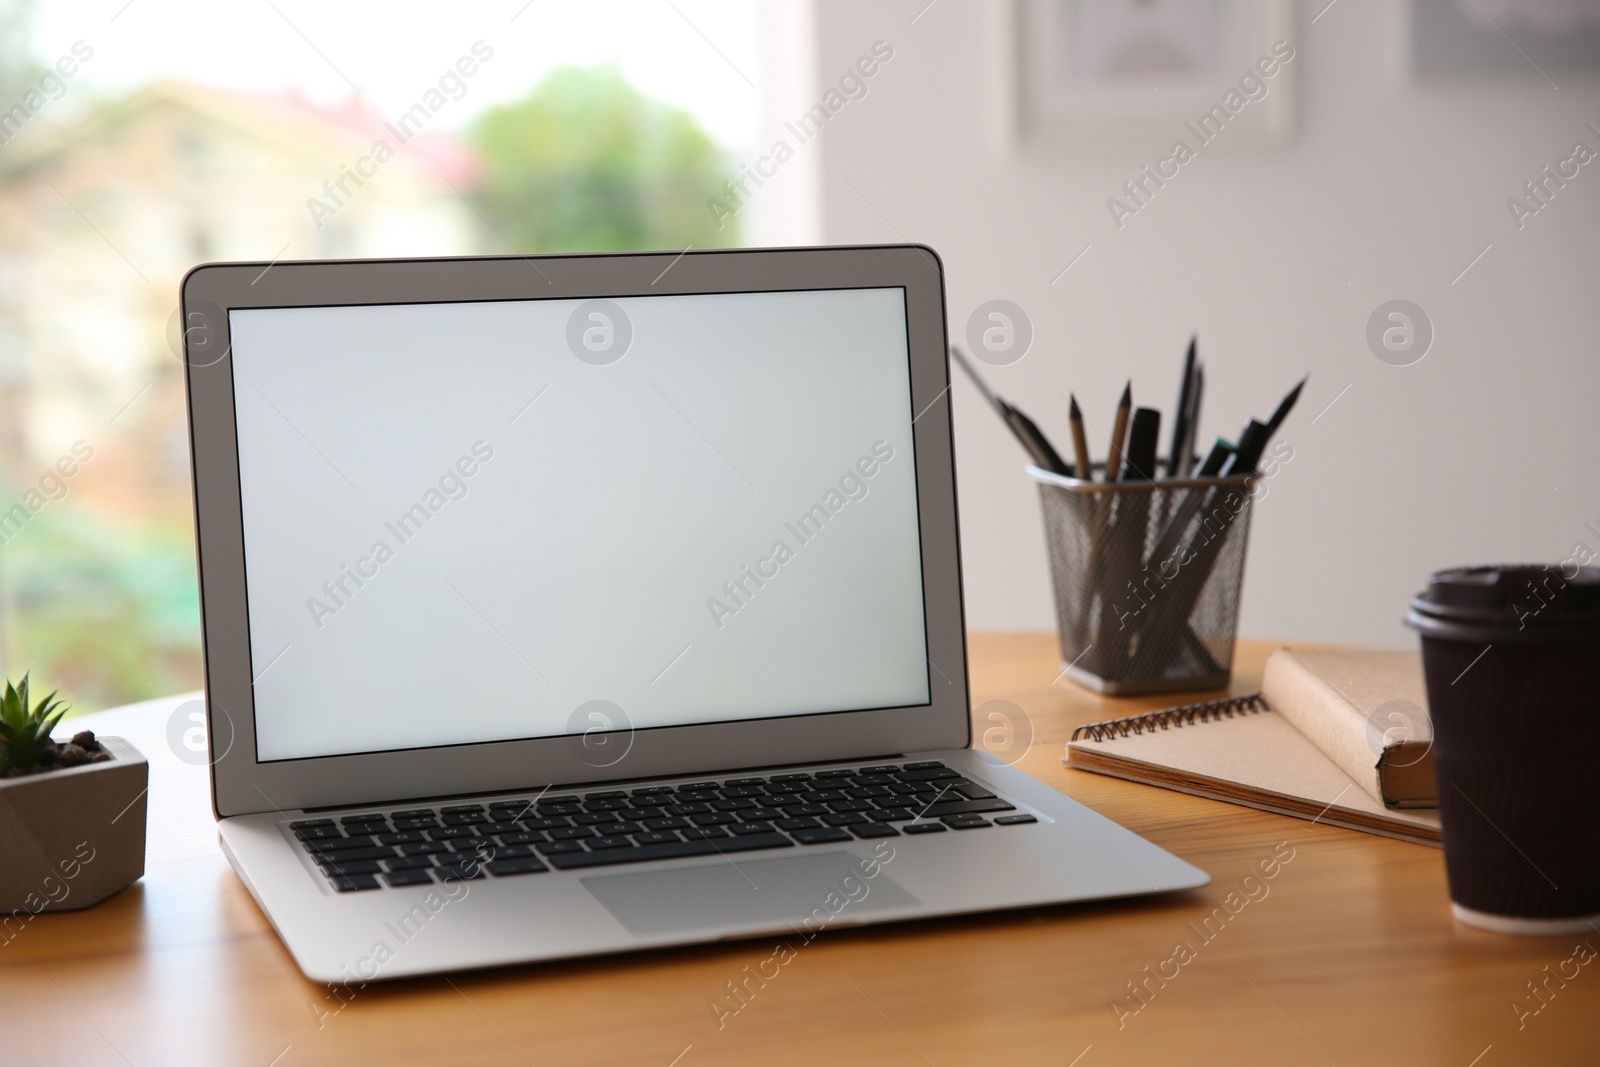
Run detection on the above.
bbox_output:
[0,675,147,925]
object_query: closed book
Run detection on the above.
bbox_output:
[1260,648,1435,808]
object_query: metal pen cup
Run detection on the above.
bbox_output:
[1030,466,1255,695]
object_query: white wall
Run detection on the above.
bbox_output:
[778,0,1600,647]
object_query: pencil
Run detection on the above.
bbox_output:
[1068,394,1092,482]
[1104,381,1132,483]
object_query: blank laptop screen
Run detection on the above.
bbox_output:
[227,287,930,761]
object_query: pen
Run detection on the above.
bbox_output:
[1196,436,1234,477]
[1167,337,1196,479]
[1220,420,1269,477]
[1262,375,1306,451]
[1068,394,1093,483]
[1123,408,1161,482]
[1179,364,1204,478]
[950,346,1070,475]
[1104,381,1132,484]
[1004,402,1071,476]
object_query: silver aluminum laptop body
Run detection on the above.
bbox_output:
[182,246,1206,982]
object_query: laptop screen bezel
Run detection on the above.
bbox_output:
[183,245,969,818]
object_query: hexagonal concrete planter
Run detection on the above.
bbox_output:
[0,736,147,917]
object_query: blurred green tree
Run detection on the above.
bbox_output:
[469,66,736,253]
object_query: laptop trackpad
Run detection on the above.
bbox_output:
[583,851,918,937]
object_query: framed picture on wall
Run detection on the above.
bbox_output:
[1016,0,1296,148]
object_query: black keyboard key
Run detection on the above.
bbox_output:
[942,814,991,829]
[588,836,634,850]
[723,777,767,787]
[851,823,899,839]
[799,790,846,803]
[897,767,959,782]
[631,786,674,796]
[691,812,735,827]
[398,841,452,857]
[719,786,766,798]
[384,856,437,870]
[728,822,775,835]
[441,804,485,814]
[858,765,900,775]
[490,844,537,859]
[486,858,548,876]
[770,773,811,783]
[680,827,729,840]
[746,807,785,821]
[710,798,758,812]
[342,821,388,835]
[392,809,437,819]
[291,819,335,830]
[903,822,947,835]
[323,860,384,876]
[449,838,496,856]
[957,785,998,800]
[634,831,681,845]
[846,787,893,800]
[586,790,629,800]
[920,798,1015,818]
[627,806,666,820]
[791,827,853,845]
[821,813,868,827]
[775,817,820,831]
[312,846,395,863]
[814,769,856,778]
[520,816,570,831]
[679,781,721,791]
[435,864,485,881]
[536,840,586,855]
[549,826,594,840]
[538,803,583,816]
[500,830,546,846]
[305,834,374,852]
[383,869,436,887]
[294,826,344,840]
[871,808,916,822]
[375,831,425,845]
[572,812,618,826]
[541,796,580,806]
[391,818,440,831]
[545,832,792,870]
[482,821,523,834]
[995,814,1038,826]
[605,821,643,836]
[430,826,484,841]
[829,799,875,813]
[442,812,489,825]
[584,798,632,812]
[903,761,946,771]
[666,802,713,816]
[854,775,896,786]
[781,803,828,817]
[340,813,388,825]
[331,874,380,892]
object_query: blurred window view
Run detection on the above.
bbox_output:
[0,0,756,713]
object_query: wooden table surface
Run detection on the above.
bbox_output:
[3,635,1595,1066]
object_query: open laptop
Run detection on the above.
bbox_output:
[181,245,1206,982]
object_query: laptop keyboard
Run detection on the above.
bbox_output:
[287,761,1037,892]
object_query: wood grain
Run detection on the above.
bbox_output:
[2,637,1594,1066]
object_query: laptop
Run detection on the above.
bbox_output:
[180,244,1206,982]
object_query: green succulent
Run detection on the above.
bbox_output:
[0,673,69,776]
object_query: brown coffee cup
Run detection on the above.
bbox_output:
[1407,564,1600,935]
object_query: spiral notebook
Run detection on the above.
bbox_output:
[1065,695,1442,847]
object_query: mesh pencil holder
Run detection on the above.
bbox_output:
[1029,466,1256,695]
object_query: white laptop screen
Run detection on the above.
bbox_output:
[227,287,930,762]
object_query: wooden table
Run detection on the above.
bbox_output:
[4,636,1595,1066]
